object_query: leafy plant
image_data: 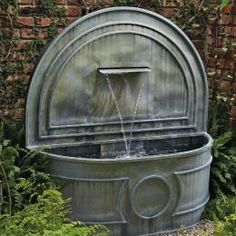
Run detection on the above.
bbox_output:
[210,132,236,198]
[203,195,236,221]
[0,119,56,214]
[214,214,236,236]
[0,189,109,236]
[206,94,236,198]
[208,95,230,139]
[203,195,236,236]
[220,0,231,10]
[0,119,109,234]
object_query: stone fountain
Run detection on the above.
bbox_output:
[26,7,213,235]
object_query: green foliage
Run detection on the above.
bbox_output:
[0,119,109,234]
[113,0,161,9]
[0,189,109,236]
[0,0,17,10]
[0,119,57,214]
[210,132,236,198]
[214,214,236,236]
[203,195,236,235]
[208,95,230,139]
[0,0,67,110]
[220,0,231,10]
[40,0,65,18]
[207,95,236,199]
[203,195,236,221]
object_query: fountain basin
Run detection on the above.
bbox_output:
[44,132,212,235]
[26,7,213,236]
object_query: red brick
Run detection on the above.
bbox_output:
[36,17,51,26]
[231,106,236,118]
[66,17,78,24]
[161,8,178,17]
[15,98,25,107]
[6,75,19,82]
[36,29,47,38]
[227,47,236,60]
[217,80,231,92]
[219,59,234,70]
[234,16,236,25]
[22,63,32,74]
[13,29,21,37]
[216,38,225,47]
[67,0,79,5]
[14,108,24,119]
[65,6,81,16]
[53,0,65,4]
[14,40,31,50]
[222,4,234,14]
[17,16,34,26]
[232,83,236,94]
[207,58,216,68]
[20,29,35,39]
[20,28,47,39]
[220,15,232,25]
[162,0,179,7]
[17,0,35,5]
[230,27,236,37]
[192,40,204,50]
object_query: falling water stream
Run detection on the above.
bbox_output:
[105,75,129,153]
[104,74,147,157]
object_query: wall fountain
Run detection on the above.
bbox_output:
[26,7,213,235]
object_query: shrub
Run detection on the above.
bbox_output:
[0,189,109,236]
[214,214,236,236]
[210,132,236,198]
[207,95,236,198]
[203,195,236,221]
[0,118,57,214]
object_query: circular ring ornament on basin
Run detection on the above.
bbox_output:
[131,175,171,219]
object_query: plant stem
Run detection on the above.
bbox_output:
[0,161,12,216]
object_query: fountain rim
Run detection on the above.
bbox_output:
[39,132,213,163]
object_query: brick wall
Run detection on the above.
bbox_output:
[0,0,235,129]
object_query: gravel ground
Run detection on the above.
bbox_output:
[160,220,214,236]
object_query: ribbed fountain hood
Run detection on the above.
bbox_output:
[26,7,208,149]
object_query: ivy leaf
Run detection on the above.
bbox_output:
[220,0,230,10]
[3,140,10,147]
